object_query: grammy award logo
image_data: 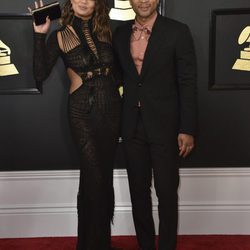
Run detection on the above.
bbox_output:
[109,0,135,21]
[0,40,19,77]
[232,26,250,72]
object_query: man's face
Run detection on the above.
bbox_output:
[129,0,159,20]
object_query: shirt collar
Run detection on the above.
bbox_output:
[134,12,158,33]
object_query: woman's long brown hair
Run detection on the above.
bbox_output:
[60,0,111,43]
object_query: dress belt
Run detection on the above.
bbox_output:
[79,67,111,81]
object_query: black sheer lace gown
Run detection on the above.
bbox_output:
[33,16,121,250]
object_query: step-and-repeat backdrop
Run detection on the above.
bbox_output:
[1,0,250,171]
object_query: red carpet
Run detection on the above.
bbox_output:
[0,236,250,250]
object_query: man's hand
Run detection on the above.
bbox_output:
[178,133,194,158]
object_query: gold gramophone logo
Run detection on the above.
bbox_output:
[232,26,250,71]
[109,0,135,21]
[0,40,19,76]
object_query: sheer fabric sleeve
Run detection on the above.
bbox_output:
[33,30,61,83]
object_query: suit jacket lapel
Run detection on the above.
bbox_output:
[140,15,163,79]
[120,22,140,80]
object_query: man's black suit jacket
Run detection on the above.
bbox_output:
[113,14,197,144]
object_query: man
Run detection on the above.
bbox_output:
[113,0,197,249]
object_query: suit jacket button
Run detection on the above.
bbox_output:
[138,83,142,87]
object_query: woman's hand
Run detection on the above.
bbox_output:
[28,0,51,34]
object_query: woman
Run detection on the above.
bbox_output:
[29,0,121,249]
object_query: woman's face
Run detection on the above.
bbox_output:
[71,0,96,20]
